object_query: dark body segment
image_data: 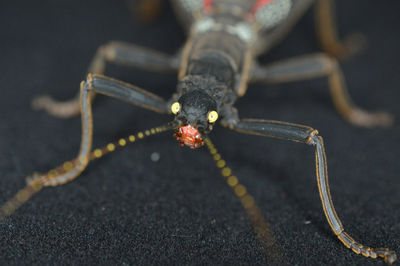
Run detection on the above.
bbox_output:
[180,30,245,101]
[174,0,258,116]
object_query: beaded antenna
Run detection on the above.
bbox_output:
[204,138,284,264]
[0,123,173,220]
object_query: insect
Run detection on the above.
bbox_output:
[0,0,398,264]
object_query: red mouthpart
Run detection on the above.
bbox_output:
[174,125,204,149]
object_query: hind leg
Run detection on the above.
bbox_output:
[315,0,366,60]
[125,0,163,22]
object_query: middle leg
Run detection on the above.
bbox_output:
[32,41,178,118]
[250,53,393,128]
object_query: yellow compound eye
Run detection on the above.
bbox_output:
[207,110,218,123]
[171,102,181,114]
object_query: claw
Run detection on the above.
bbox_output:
[375,248,397,265]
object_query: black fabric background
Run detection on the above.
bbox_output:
[0,1,399,265]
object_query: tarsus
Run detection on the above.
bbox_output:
[0,122,174,221]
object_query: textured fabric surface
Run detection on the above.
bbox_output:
[0,1,399,265]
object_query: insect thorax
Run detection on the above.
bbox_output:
[176,0,293,96]
[173,0,292,32]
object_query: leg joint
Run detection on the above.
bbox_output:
[317,53,339,74]
[306,129,320,145]
[96,41,118,61]
[83,74,95,92]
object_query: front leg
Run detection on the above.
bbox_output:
[229,119,397,264]
[33,73,168,187]
[0,74,171,219]
[250,53,394,128]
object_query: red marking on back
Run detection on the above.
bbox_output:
[251,0,274,14]
[174,125,204,149]
[203,0,213,12]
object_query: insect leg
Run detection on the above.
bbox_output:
[228,119,397,264]
[126,0,163,23]
[32,41,177,118]
[35,73,168,187]
[314,0,365,59]
[2,105,171,221]
[250,53,393,128]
